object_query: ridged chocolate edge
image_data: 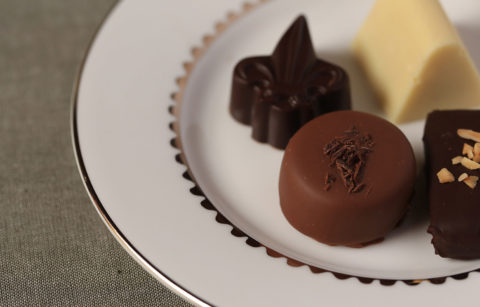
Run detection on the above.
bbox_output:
[167,0,479,286]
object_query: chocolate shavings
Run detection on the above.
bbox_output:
[323,126,374,193]
[324,173,336,191]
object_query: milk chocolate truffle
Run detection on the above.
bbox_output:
[423,110,480,259]
[230,15,350,149]
[279,111,416,246]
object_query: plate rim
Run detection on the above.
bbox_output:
[70,1,211,306]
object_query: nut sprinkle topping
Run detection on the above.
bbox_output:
[438,128,480,189]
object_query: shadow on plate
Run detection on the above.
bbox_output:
[316,47,384,117]
[456,23,480,70]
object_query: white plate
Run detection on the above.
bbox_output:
[73,0,480,306]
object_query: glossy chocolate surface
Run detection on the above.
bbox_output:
[279,111,416,246]
[229,16,350,149]
[423,110,480,259]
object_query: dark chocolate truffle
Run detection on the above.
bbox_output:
[279,111,416,246]
[229,15,351,149]
[423,110,480,259]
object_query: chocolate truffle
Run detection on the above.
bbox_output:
[423,110,480,259]
[279,111,416,246]
[229,15,351,149]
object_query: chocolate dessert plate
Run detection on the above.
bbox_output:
[73,0,480,306]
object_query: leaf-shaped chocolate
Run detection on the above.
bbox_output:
[230,15,351,149]
[271,16,317,85]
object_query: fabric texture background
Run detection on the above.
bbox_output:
[0,1,192,305]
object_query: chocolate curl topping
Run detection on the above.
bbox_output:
[324,173,336,191]
[271,15,317,85]
[323,126,375,193]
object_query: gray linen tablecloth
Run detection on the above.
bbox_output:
[1,1,192,305]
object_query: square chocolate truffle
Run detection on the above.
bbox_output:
[423,110,480,259]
